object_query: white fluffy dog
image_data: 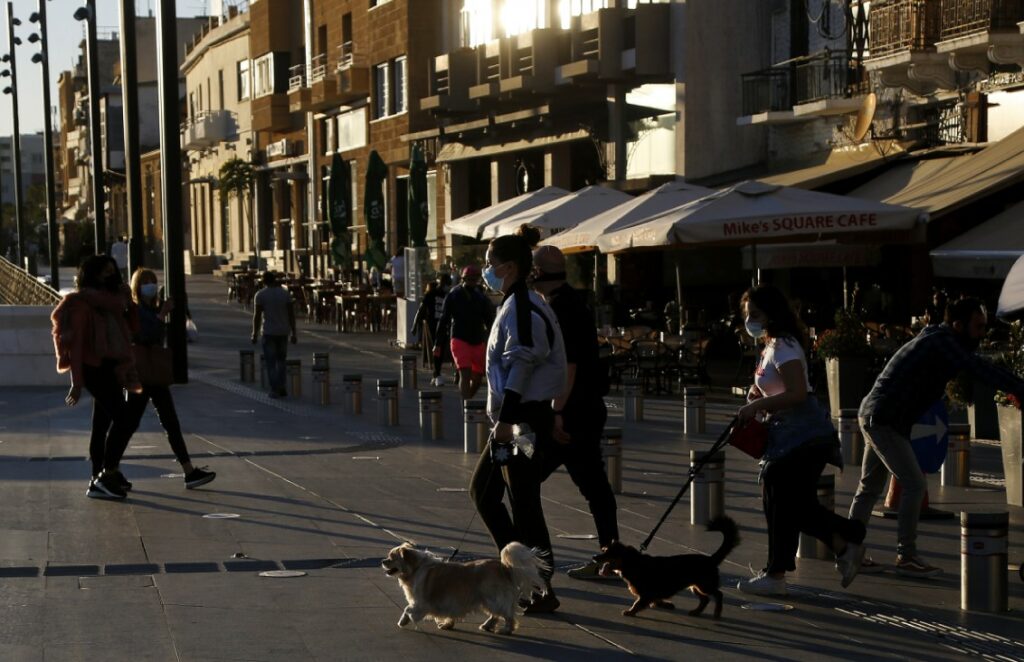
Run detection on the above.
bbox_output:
[381,542,548,634]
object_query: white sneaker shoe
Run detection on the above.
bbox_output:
[737,572,787,597]
[434,374,446,386]
[836,542,865,588]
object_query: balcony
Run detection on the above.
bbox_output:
[937,0,1024,71]
[865,0,953,93]
[739,53,868,125]
[180,110,235,150]
[252,93,291,132]
[498,28,559,94]
[334,43,371,105]
[469,40,504,100]
[288,64,310,113]
[423,49,477,112]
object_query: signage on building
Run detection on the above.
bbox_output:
[266,139,293,159]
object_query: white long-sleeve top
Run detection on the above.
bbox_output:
[485,286,567,423]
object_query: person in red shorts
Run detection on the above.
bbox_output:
[435,265,496,399]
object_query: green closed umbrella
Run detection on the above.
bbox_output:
[408,143,428,248]
[328,153,353,270]
[364,150,389,271]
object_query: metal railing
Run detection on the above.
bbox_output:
[869,0,942,58]
[940,0,1024,39]
[288,64,306,92]
[741,53,863,115]
[309,53,328,84]
[337,41,354,70]
[0,257,61,305]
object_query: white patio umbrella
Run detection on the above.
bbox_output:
[444,186,569,240]
[480,185,633,240]
[541,180,713,253]
[998,255,1024,320]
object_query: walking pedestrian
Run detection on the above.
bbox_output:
[52,255,141,499]
[529,246,619,581]
[470,234,567,613]
[251,271,297,398]
[124,268,216,489]
[735,285,866,597]
[389,246,406,297]
[849,297,1024,577]
[411,276,449,385]
[436,265,495,398]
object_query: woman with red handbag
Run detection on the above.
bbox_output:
[734,285,866,597]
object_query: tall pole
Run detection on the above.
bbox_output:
[156,0,187,383]
[119,0,143,273]
[83,0,105,254]
[5,2,25,266]
[35,0,59,288]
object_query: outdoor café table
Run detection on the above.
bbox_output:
[367,292,397,332]
[311,284,339,325]
[335,290,371,332]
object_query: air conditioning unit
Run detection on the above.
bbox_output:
[266,139,293,158]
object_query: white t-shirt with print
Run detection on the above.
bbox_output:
[754,337,811,397]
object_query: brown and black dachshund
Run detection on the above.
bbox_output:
[594,515,739,619]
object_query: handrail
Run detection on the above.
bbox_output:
[0,256,61,305]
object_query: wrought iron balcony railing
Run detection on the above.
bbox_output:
[741,53,864,116]
[939,0,1024,40]
[868,0,942,58]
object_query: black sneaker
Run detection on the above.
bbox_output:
[85,478,105,498]
[104,469,132,492]
[91,472,128,499]
[184,467,216,489]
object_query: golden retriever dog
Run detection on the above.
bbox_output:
[381,542,547,634]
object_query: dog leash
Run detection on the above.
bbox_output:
[448,439,513,561]
[639,417,738,552]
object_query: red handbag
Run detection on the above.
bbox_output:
[727,418,768,459]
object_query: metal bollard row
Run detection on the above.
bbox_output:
[286,359,302,397]
[418,390,443,440]
[400,354,418,390]
[342,374,363,415]
[836,409,863,467]
[239,349,255,383]
[602,427,623,495]
[690,450,725,526]
[961,511,1008,613]
[683,387,706,435]
[623,377,643,422]
[463,399,489,454]
[942,423,971,488]
[798,474,835,560]
[312,352,330,406]
[377,379,399,427]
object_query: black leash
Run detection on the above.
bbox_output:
[639,417,738,552]
[448,436,511,561]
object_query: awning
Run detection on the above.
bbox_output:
[741,241,881,270]
[760,143,901,190]
[436,130,589,163]
[480,185,633,240]
[930,201,1024,279]
[848,125,1024,218]
[444,186,570,239]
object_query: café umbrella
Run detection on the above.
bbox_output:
[998,255,1024,321]
[444,186,569,240]
[480,185,633,240]
[364,150,389,272]
[408,143,429,248]
[327,153,353,270]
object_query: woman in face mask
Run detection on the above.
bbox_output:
[125,268,216,490]
[735,285,865,598]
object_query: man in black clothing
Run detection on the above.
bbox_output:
[530,245,619,581]
[434,265,495,398]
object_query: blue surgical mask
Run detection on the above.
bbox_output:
[482,266,503,292]
[140,283,159,300]
[744,319,766,339]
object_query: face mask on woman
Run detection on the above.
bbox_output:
[140,283,159,300]
[744,319,766,339]
[482,266,504,292]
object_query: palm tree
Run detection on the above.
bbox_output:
[218,158,257,267]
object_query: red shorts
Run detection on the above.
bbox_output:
[450,338,485,375]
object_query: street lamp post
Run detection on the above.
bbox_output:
[74,0,105,255]
[29,0,60,289]
[3,3,25,267]
[119,0,143,273]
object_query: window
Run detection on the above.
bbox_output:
[338,107,367,151]
[253,54,275,98]
[237,60,251,100]
[369,0,392,7]
[372,57,407,119]
[374,62,389,119]
[323,117,336,155]
[218,70,225,109]
[393,56,407,114]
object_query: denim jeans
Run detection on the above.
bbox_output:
[262,334,289,394]
[848,421,926,556]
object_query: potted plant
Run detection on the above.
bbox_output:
[995,321,1024,506]
[815,309,874,418]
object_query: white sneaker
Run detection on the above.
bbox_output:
[836,542,865,588]
[737,572,787,596]
[434,374,446,386]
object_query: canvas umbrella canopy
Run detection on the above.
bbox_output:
[444,186,569,240]
[327,153,353,270]
[408,144,429,248]
[998,255,1024,321]
[364,150,389,271]
[480,185,634,240]
[595,180,924,254]
[541,180,713,254]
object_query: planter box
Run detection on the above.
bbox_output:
[968,380,1000,440]
[997,405,1023,507]
[825,357,872,418]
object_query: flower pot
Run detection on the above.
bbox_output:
[997,405,1023,507]
[825,357,871,418]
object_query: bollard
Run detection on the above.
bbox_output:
[400,354,418,390]
[602,427,623,495]
[942,423,971,488]
[463,399,489,454]
[690,450,725,526]
[623,377,644,422]
[286,359,302,397]
[259,354,267,389]
[239,349,255,383]
[377,378,399,426]
[683,387,706,435]
[418,390,444,440]
[837,409,864,467]
[312,352,330,406]
[961,512,1008,612]
[342,374,363,415]
[798,474,836,560]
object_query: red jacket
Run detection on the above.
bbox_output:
[52,289,138,386]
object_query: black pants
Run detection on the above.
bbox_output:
[761,443,866,574]
[538,401,618,548]
[84,361,136,477]
[470,402,556,581]
[125,385,191,466]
